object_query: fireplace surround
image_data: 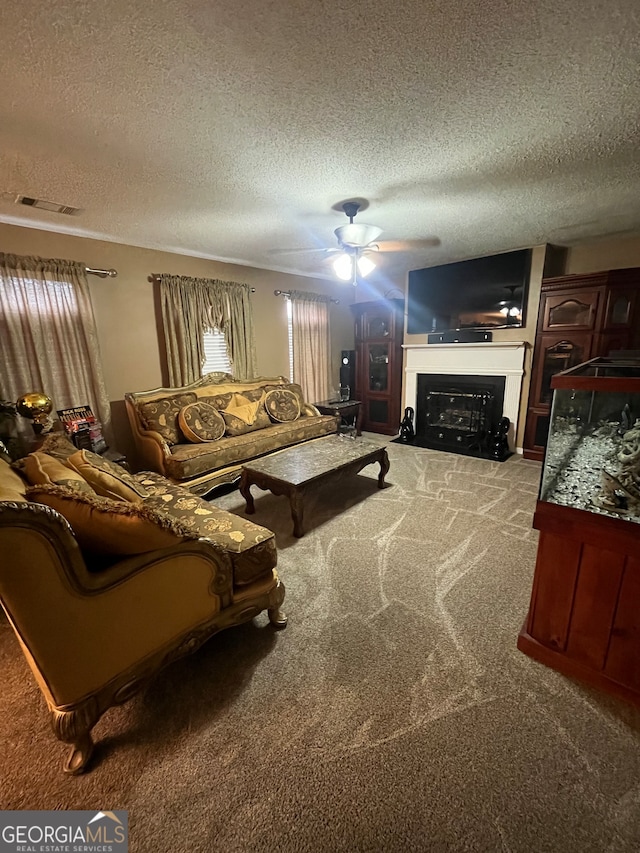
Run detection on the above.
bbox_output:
[402,342,527,455]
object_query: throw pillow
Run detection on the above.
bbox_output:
[264,388,301,423]
[65,449,149,502]
[283,383,307,412]
[178,401,226,443]
[201,392,234,411]
[242,387,270,403]
[221,393,270,436]
[223,393,261,424]
[20,451,95,494]
[137,392,198,445]
[0,462,28,503]
[30,432,78,460]
[25,484,198,554]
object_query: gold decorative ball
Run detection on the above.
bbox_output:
[16,392,53,425]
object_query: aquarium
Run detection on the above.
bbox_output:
[539,357,640,524]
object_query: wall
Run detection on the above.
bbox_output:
[565,234,640,274]
[0,223,356,463]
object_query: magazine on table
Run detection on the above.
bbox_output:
[56,405,107,453]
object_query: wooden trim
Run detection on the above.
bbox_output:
[517,626,640,709]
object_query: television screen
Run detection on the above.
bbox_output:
[407,249,531,334]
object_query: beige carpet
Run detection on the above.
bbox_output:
[2,437,640,852]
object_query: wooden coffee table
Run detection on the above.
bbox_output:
[239,435,390,537]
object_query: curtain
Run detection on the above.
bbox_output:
[289,290,331,404]
[0,253,112,442]
[159,275,257,385]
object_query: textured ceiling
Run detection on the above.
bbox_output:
[1,0,639,282]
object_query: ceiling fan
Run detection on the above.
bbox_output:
[274,201,440,285]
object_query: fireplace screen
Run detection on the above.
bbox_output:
[415,374,508,458]
[425,389,493,445]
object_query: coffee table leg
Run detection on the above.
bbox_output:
[377,449,390,488]
[290,489,305,538]
[239,471,255,514]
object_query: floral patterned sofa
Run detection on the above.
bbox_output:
[124,374,338,495]
[0,434,286,774]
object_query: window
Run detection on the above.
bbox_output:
[0,255,111,447]
[202,327,231,375]
[158,274,256,385]
[288,291,331,402]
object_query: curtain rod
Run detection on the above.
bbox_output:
[86,267,117,278]
[148,273,255,292]
[274,289,339,304]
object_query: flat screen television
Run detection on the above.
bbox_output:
[407,249,532,335]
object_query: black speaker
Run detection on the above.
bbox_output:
[339,349,356,396]
[427,330,493,344]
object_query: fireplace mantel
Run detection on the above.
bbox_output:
[402,342,527,451]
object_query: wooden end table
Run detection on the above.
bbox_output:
[314,399,362,436]
[239,435,389,537]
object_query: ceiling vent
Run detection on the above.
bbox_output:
[1,191,82,216]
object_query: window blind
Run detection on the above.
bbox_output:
[202,328,231,375]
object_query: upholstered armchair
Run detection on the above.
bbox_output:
[0,457,286,775]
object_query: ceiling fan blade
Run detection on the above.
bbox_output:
[374,237,440,252]
[268,246,338,256]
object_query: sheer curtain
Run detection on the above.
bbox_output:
[159,275,257,385]
[0,253,112,440]
[289,290,331,403]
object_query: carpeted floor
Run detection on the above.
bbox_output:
[2,437,640,852]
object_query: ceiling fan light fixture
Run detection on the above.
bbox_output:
[500,305,520,318]
[334,223,383,248]
[333,252,353,281]
[357,253,376,277]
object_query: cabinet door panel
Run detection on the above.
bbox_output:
[523,408,550,459]
[565,545,625,671]
[354,305,394,341]
[605,557,640,691]
[603,288,637,330]
[367,343,389,392]
[531,333,593,407]
[595,332,632,357]
[542,289,600,331]
[529,532,581,651]
[365,310,392,339]
[366,399,390,426]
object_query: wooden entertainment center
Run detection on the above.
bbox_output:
[523,267,640,460]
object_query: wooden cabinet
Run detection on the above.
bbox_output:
[523,269,640,460]
[351,298,404,435]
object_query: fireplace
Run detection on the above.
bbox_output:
[402,341,527,455]
[414,373,508,458]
